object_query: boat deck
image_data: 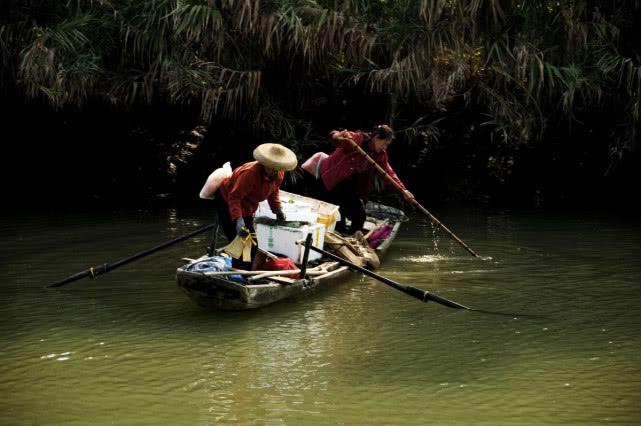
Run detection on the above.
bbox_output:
[176,201,405,310]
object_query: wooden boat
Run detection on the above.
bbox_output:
[176,199,406,310]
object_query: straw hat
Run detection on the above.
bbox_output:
[253,143,298,171]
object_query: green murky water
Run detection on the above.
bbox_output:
[1,207,640,425]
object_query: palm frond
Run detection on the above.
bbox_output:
[18,12,105,106]
[169,1,223,43]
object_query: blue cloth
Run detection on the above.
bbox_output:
[186,256,244,282]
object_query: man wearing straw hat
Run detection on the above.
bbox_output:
[213,143,298,242]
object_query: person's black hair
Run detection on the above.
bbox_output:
[370,124,394,140]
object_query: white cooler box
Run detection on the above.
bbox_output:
[255,191,340,232]
[256,222,325,263]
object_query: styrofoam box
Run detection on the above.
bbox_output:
[256,222,325,263]
[255,191,340,232]
[255,200,319,223]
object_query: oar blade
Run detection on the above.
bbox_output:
[302,242,471,310]
[425,291,470,310]
[48,270,92,288]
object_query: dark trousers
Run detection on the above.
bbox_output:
[212,191,256,269]
[212,190,255,242]
[314,177,366,234]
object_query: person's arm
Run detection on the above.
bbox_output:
[329,130,365,150]
[383,160,405,190]
[226,169,254,221]
[266,172,284,214]
[381,155,415,202]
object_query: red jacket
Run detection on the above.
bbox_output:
[220,161,283,220]
[319,130,405,199]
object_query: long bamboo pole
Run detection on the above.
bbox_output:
[340,137,480,258]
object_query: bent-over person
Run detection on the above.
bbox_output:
[310,124,414,234]
[213,143,297,242]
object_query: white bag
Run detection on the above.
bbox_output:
[199,161,232,199]
[301,152,327,179]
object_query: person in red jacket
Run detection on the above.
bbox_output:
[213,143,297,241]
[314,124,414,234]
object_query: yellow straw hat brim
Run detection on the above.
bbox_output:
[253,143,298,171]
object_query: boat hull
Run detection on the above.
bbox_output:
[177,204,403,310]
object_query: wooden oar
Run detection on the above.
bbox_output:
[299,243,545,317]
[340,137,480,258]
[299,242,470,310]
[47,223,216,288]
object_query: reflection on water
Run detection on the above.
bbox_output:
[1,207,640,425]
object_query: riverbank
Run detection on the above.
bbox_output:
[4,99,639,213]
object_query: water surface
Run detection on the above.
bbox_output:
[1,207,640,425]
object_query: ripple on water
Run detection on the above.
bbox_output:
[1,208,640,425]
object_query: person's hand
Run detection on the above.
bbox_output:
[235,218,249,237]
[334,130,350,142]
[402,189,416,203]
[274,209,286,222]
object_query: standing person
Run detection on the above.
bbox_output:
[313,124,414,234]
[213,143,297,242]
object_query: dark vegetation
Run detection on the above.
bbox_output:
[2,1,639,211]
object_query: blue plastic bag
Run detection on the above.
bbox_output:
[186,256,244,282]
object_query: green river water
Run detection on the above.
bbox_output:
[1,206,640,425]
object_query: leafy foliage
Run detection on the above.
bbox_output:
[2,0,640,187]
